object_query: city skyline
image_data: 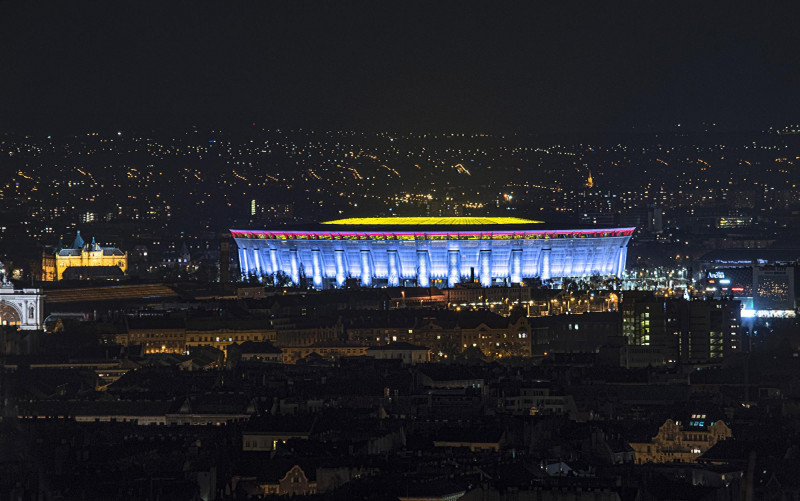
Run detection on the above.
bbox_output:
[2,4,800,500]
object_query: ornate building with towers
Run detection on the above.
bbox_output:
[41,231,128,281]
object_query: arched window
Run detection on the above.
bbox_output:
[0,302,21,326]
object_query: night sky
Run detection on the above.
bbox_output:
[2,2,800,135]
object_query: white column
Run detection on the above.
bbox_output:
[259,249,272,276]
[617,246,627,278]
[334,249,346,287]
[269,248,280,285]
[540,248,551,281]
[290,249,300,285]
[416,250,430,287]
[311,249,323,289]
[239,246,249,279]
[447,249,460,288]
[510,248,522,284]
[387,249,400,286]
[251,248,262,278]
[360,249,372,287]
[480,249,492,287]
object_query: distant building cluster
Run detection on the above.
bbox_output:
[2,127,800,499]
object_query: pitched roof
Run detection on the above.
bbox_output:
[239,341,282,354]
[366,342,428,351]
[456,310,509,329]
[127,315,186,330]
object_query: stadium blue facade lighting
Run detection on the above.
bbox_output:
[231,221,634,288]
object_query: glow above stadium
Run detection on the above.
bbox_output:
[231,218,634,288]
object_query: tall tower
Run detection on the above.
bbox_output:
[219,237,230,283]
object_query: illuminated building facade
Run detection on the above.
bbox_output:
[42,231,128,281]
[630,417,732,464]
[0,279,44,330]
[231,217,634,288]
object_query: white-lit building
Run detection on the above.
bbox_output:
[231,217,634,288]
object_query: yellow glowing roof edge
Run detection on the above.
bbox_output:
[321,217,543,225]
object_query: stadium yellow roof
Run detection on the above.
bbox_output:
[321,217,543,225]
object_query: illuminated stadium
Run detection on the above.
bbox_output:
[231,217,634,288]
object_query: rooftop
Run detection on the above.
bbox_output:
[320,216,543,225]
[366,341,429,351]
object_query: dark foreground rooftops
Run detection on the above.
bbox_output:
[366,342,428,351]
